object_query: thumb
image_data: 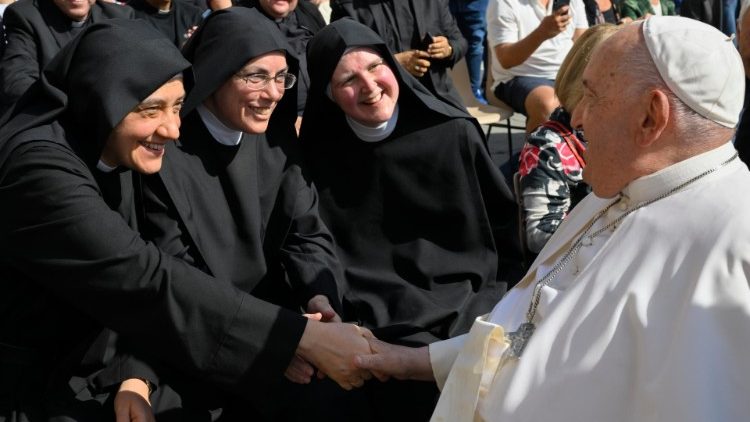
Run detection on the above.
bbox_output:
[318,305,338,322]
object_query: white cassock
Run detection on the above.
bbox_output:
[429,142,750,422]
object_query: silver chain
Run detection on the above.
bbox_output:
[525,152,738,324]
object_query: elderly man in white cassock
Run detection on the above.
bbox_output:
[354,15,750,422]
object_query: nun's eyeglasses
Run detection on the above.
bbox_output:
[235,72,297,90]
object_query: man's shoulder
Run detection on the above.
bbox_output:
[95,0,136,19]
[295,1,326,31]
[171,0,204,15]
[4,0,43,22]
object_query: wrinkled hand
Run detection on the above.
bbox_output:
[306,294,342,323]
[538,7,572,39]
[114,379,154,422]
[427,36,452,59]
[394,50,431,78]
[354,337,434,382]
[297,321,375,390]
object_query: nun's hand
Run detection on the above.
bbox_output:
[394,50,431,78]
[114,379,154,422]
[285,354,316,384]
[296,321,374,390]
[427,36,452,59]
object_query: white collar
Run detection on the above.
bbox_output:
[346,104,399,143]
[197,104,243,146]
[96,159,118,173]
[70,18,86,28]
[621,142,737,203]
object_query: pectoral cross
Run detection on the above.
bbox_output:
[504,322,536,359]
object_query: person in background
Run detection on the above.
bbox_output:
[331,0,468,110]
[487,0,588,133]
[126,0,203,47]
[620,0,675,23]
[582,0,620,24]
[518,24,618,254]
[0,0,134,114]
[449,0,489,104]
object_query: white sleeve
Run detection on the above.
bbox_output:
[429,334,468,390]
[571,0,589,29]
[487,0,519,47]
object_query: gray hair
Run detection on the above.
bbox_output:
[617,35,732,143]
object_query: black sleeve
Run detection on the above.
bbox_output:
[278,168,344,313]
[0,5,41,111]
[140,173,203,269]
[0,143,307,400]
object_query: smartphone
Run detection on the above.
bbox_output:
[552,0,570,12]
[421,32,434,50]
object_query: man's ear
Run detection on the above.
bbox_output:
[635,89,670,147]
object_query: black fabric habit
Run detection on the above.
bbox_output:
[298,18,523,421]
[138,7,344,419]
[331,0,468,110]
[127,0,204,47]
[0,18,307,421]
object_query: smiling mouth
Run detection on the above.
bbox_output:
[249,105,275,116]
[139,141,165,152]
[361,92,382,105]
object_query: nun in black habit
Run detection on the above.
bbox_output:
[238,0,327,116]
[298,18,523,421]
[135,7,370,418]
[0,18,357,421]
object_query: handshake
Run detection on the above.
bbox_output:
[287,295,434,390]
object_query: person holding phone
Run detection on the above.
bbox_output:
[330,0,468,110]
[488,0,588,133]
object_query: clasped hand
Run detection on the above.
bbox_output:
[286,294,373,390]
[288,295,434,389]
